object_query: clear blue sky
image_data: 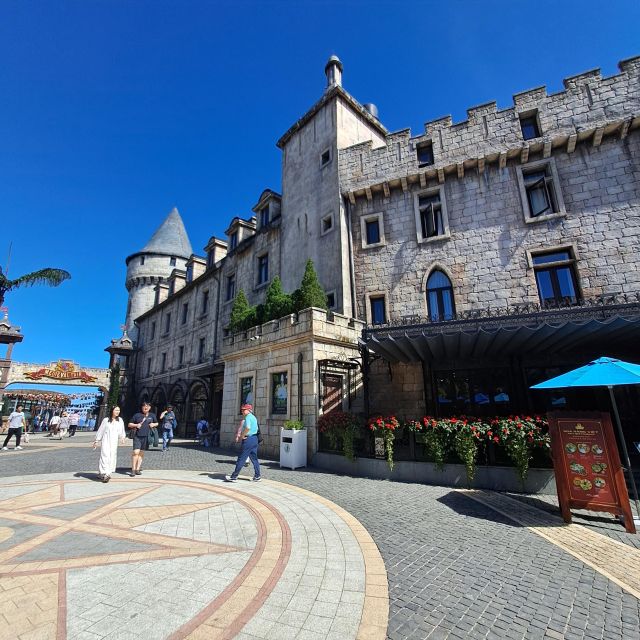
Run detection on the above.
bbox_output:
[1,0,638,368]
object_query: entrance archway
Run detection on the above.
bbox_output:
[187,381,209,438]
[169,385,186,437]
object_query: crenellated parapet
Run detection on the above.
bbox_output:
[222,307,364,357]
[340,56,640,199]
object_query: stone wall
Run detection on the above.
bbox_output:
[368,360,424,418]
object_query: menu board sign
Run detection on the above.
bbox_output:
[548,412,636,534]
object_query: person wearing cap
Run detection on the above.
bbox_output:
[225,404,261,482]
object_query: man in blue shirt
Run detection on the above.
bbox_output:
[225,404,261,482]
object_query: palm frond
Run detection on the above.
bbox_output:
[8,268,71,290]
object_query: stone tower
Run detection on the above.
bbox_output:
[276,56,387,317]
[124,207,193,341]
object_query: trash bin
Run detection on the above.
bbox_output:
[279,427,307,470]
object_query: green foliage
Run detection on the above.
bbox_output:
[317,411,360,461]
[283,419,305,431]
[227,260,327,334]
[293,260,327,312]
[0,266,71,306]
[107,363,121,412]
[228,289,252,333]
[264,277,293,319]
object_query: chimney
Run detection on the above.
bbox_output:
[325,55,343,89]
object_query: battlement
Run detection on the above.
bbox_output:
[222,307,364,356]
[340,56,640,196]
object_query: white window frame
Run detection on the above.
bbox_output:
[360,212,386,249]
[365,292,389,325]
[413,186,450,244]
[517,157,566,224]
[320,212,335,236]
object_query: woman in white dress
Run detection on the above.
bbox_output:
[92,406,126,482]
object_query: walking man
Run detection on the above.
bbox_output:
[48,413,60,437]
[127,401,158,476]
[2,405,26,450]
[159,405,176,452]
[225,404,261,482]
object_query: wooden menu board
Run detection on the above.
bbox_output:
[548,411,636,534]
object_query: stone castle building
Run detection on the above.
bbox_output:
[110,55,640,462]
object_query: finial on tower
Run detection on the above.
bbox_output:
[325,55,343,89]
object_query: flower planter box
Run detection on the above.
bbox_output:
[311,452,557,494]
[280,428,307,470]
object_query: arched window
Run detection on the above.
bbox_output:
[426,270,455,322]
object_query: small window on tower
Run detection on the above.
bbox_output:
[170,257,176,267]
[320,149,331,167]
[416,141,434,167]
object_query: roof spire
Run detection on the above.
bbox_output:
[141,207,193,258]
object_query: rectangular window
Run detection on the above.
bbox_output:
[198,337,205,362]
[532,250,580,308]
[170,257,176,267]
[229,232,238,251]
[260,206,269,228]
[240,376,254,411]
[161,352,167,372]
[418,192,445,239]
[271,372,288,415]
[201,290,209,315]
[520,113,541,140]
[154,288,160,305]
[186,265,193,283]
[370,296,386,325]
[257,254,269,285]
[320,149,331,167]
[365,219,380,245]
[321,213,334,235]
[164,313,171,334]
[416,141,434,167]
[181,303,188,325]
[326,292,336,309]
[178,345,184,365]
[226,275,236,301]
[523,165,558,218]
[168,280,175,296]
[140,256,145,266]
[146,358,151,376]
[150,321,156,340]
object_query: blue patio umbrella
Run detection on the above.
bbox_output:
[531,357,640,523]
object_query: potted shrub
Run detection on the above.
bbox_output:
[280,419,307,469]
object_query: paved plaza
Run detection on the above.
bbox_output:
[0,434,639,640]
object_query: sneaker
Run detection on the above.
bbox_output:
[129,471,136,477]
[2,447,7,451]
[244,461,250,467]
[102,475,110,483]
[224,475,237,483]
[135,470,142,475]
[15,446,23,450]
[251,476,262,482]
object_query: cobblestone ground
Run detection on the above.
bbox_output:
[1,433,639,640]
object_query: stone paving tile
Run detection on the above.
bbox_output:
[1,438,639,639]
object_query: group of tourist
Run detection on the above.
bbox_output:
[92,400,261,484]
[92,401,178,482]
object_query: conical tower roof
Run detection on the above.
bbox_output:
[140,207,193,258]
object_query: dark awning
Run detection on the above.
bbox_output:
[362,302,640,364]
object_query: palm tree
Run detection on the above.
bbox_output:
[0,265,71,308]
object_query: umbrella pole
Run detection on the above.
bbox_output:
[608,386,640,522]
